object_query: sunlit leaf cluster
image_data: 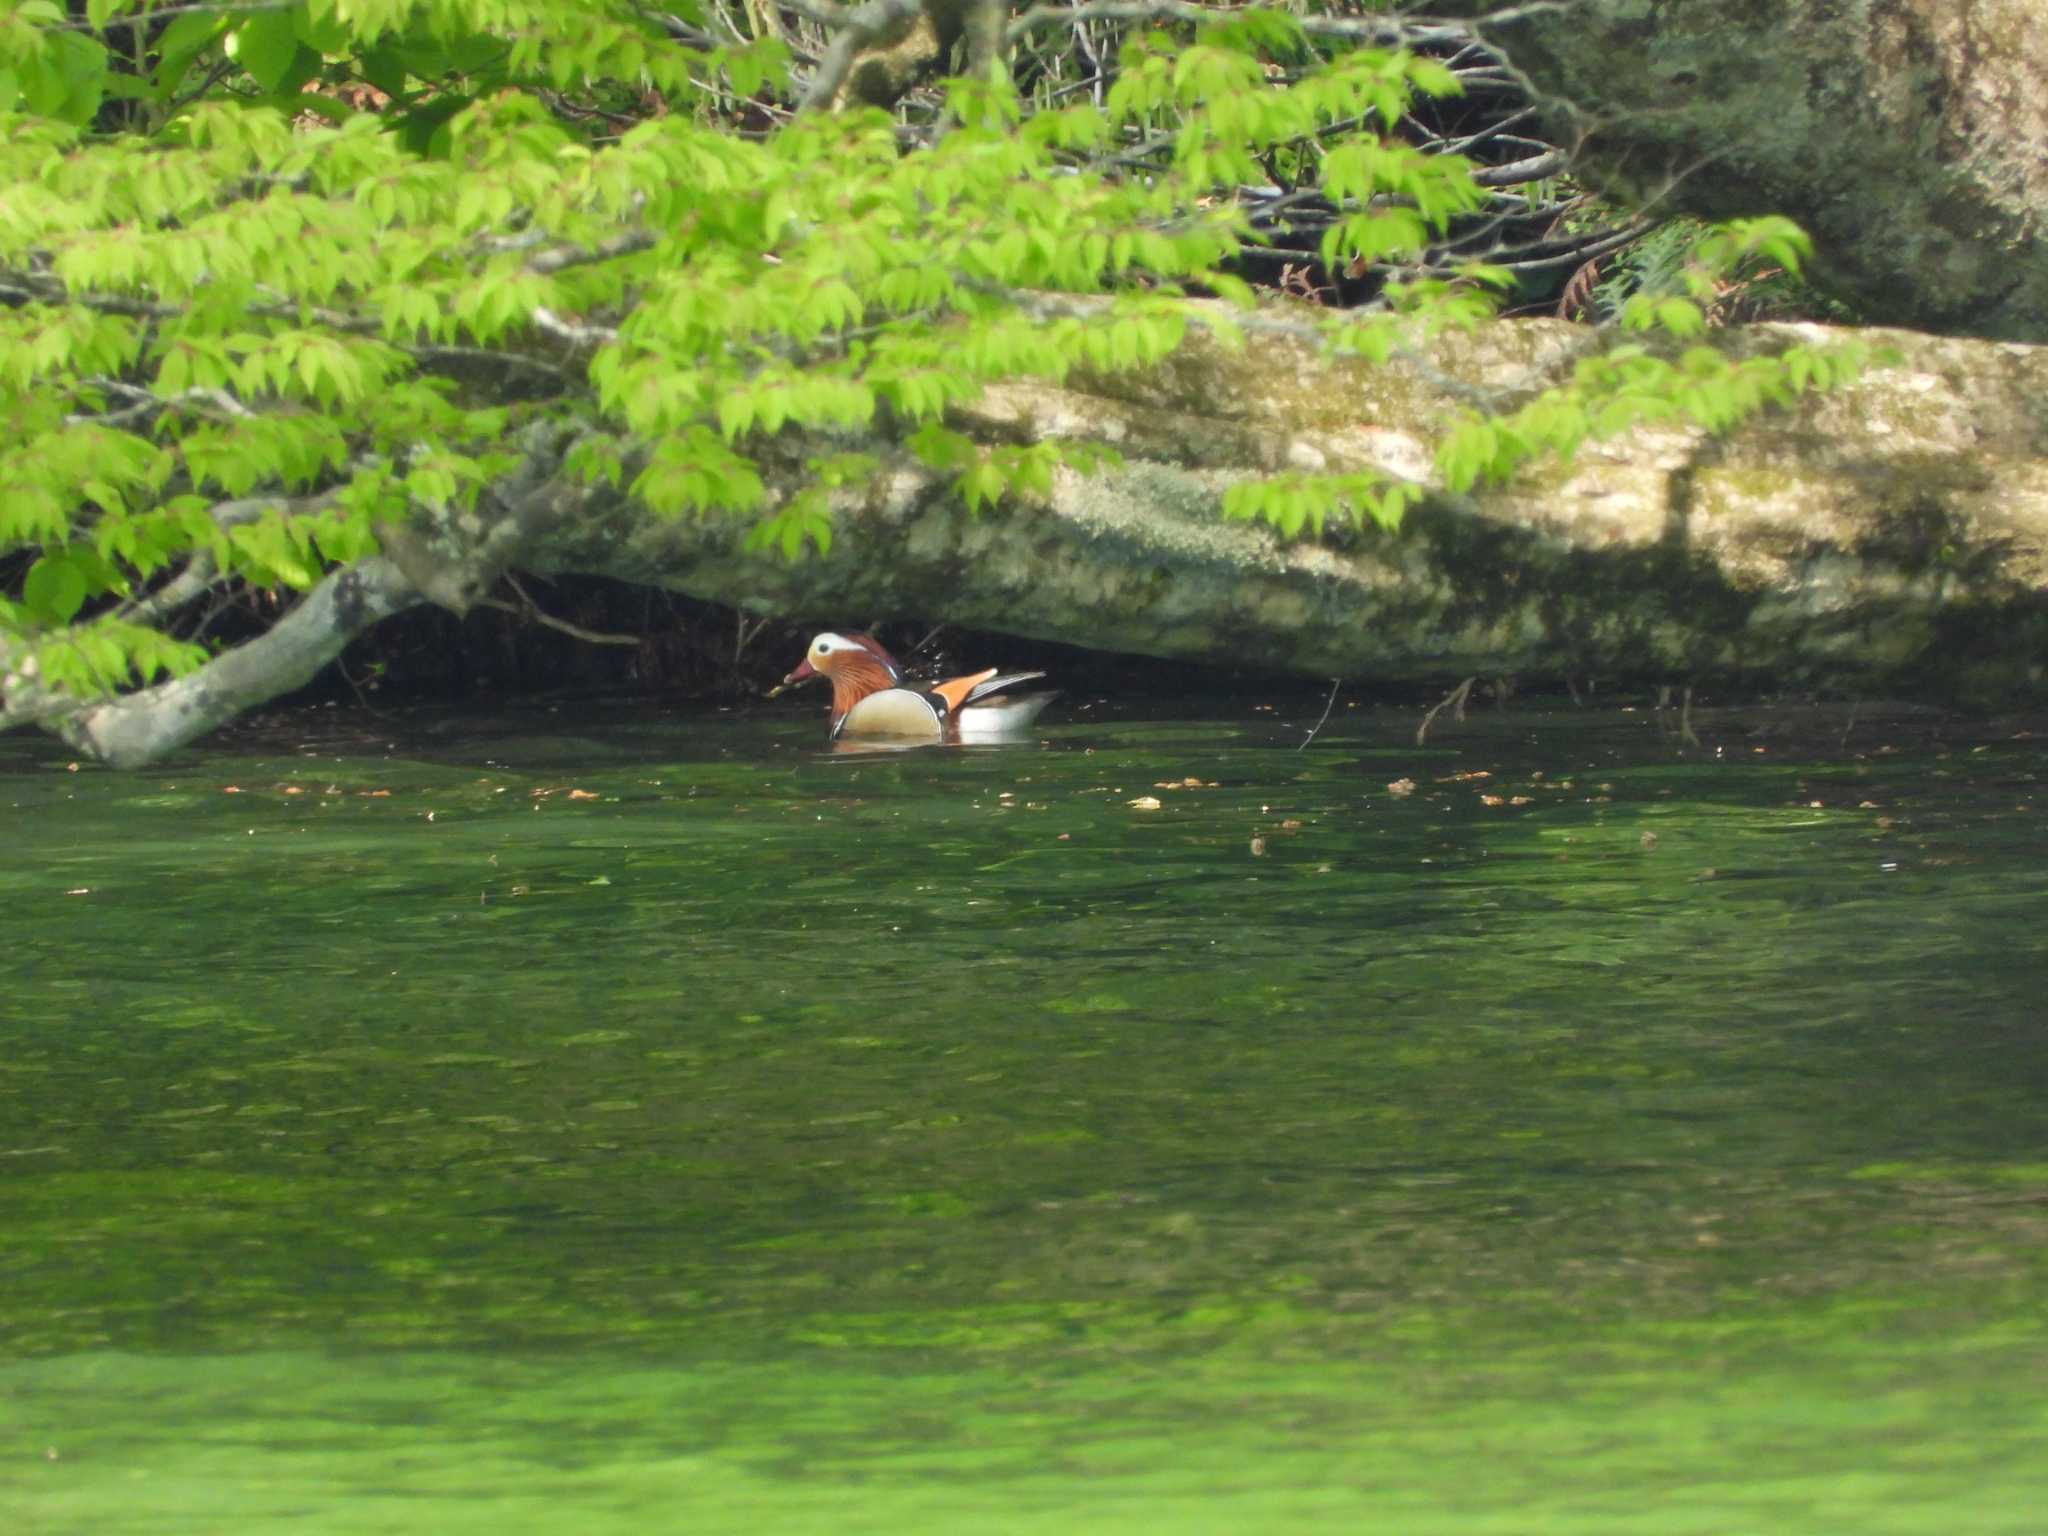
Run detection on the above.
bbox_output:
[1,0,1865,722]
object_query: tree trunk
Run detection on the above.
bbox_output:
[1467,0,2048,342]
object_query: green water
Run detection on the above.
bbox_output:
[3,697,2045,1532]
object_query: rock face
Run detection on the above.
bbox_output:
[1468,0,2048,343]
[46,315,2048,767]
[542,317,2048,702]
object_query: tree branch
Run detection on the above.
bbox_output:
[525,229,661,276]
[799,0,931,112]
[531,306,620,348]
[1002,1,1556,48]
[110,497,305,629]
[53,555,423,768]
[475,573,644,646]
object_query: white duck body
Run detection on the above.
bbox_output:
[781,632,1056,743]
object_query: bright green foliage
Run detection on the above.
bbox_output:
[1222,472,1417,539]
[1,1,1864,724]
[1435,217,1872,493]
[1175,212,1864,534]
[1579,209,1856,329]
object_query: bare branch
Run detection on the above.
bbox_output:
[66,382,258,428]
[476,573,643,646]
[1471,150,1570,188]
[799,0,928,112]
[1416,676,1475,745]
[641,7,724,48]
[773,0,852,26]
[58,1,294,32]
[532,306,620,348]
[1003,1,1554,48]
[525,229,660,277]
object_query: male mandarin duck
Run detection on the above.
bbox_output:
[777,631,1057,743]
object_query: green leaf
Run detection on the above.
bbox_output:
[293,4,354,55]
[358,44,410,99]
[231,11,304,94]
[150,10,232,99]
[956,460,1006,514]
[24,552,88,625]
[18,29,105,125]
[1655,297,1706,338]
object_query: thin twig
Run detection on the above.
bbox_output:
[1004,0,1541,48]
[335,654,396,719]
[906,623,953,660]
[734,611,774,670]
[478,575,643,646]
[1416,676,1475,746]
[1298,677,1341,751]
[59,0,292,31]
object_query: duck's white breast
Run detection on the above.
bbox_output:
[840,688,944,739]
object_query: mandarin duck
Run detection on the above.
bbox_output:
[776,632,1057,742]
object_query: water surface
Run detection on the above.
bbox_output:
[3,696,2044,1531]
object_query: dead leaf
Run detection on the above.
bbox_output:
[1128,796,1163,810]
[1386,778,1416,797]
